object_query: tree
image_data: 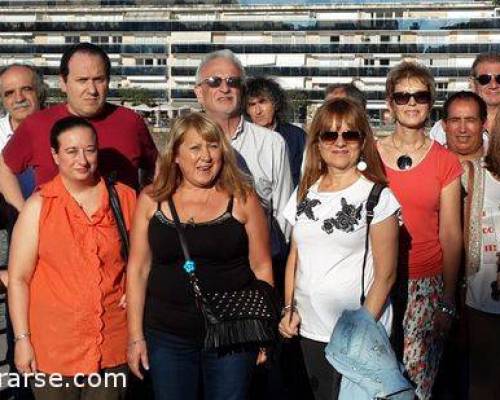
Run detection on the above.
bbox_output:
[287,89,309,123]
[117,87,156,106]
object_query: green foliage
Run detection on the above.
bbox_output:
[287,89,309,123]
[117,87,156,107]
[47,88,65,105]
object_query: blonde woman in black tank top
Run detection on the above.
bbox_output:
[126,112,274,400]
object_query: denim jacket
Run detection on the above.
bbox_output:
[325,307,414,400]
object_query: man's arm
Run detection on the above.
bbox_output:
[272,140,293,243]
[0,154,25,212]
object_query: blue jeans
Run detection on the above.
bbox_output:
[146,329,257,400]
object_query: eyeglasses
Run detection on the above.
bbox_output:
[319,130,364,144]
[392,91,432,106]
[199,76,242,89]
[474,74,500,86]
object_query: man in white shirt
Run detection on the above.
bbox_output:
[430,52,500,145]
[194,50,293,260]
[0,64,44,151]
[0,63,44,267]
[0,63,44,395]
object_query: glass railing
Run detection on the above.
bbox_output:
[0,0,472,6]
[0,18,498,33]
[0,44,167,54]
[172,42,500,54]
[40,65,167,75]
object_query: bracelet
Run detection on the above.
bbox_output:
[280,304,294,317]
[128,338,145,347]
[437,301,457,318]
[14,332,31,342]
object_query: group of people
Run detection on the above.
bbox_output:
[0,41,498,400]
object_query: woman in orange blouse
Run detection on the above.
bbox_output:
[8,116,136,399]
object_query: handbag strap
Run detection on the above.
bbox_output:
[360,184,386,305]
[462,160,475,252]
[167,197,192,263]
[167,197,203,299]
[104,175,129,262]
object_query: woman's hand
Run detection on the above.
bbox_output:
[256,348,268,365]
[434,299,456,338]
[15,339,37,374]
[278,310,301,338]
[127,339,149,380]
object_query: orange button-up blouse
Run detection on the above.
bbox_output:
[29,175,136,376]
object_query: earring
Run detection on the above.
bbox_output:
[356,156,367,172]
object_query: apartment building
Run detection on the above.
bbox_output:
[0,0,498,120]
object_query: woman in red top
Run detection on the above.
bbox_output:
[377,62,463,400]
[8,116,136,399]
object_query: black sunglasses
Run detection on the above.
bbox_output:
[319,130,364,144]
[474,74,500,86]
[392,91,432,106]
[200,76,242,89]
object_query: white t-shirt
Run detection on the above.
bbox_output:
[466,170,500,314]
[283,176,400,342]
[0,114,13,152]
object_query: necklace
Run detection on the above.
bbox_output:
[185,188,214,225]
[392,136,427,170]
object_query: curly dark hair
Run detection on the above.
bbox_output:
[243,76,288,123]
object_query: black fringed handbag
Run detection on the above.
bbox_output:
[168,197,279,353]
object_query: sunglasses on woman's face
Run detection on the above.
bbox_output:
[200,76,242,89]
[392,91,432,106]
[474,74,500,86]
[319,130,364,144]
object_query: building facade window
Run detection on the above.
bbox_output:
[65,36,80,44]
[91,35,109,44]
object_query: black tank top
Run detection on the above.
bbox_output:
[144,197,255,342]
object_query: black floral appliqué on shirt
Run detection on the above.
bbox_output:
[296,197,321,221]
[322,198,363,234]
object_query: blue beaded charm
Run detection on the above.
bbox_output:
[183,260,196,273]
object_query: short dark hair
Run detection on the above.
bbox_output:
[324,83,367,110]
[443,91,487,122]
[50,116,98,152]
[244,76,288,123]
[59,43,111,81]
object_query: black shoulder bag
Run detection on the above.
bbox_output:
[167,197,279,353]
[360,183,386,305]
[104,176,129,262]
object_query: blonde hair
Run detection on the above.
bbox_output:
[149,112,252,201]
[298,98,387,202]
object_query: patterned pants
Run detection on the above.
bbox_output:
[402,275,444,400]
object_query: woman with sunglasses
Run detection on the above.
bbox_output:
[126,112,273,400]
[377,62,463,400]
[279,99,400,400]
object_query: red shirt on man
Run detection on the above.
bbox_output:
[3,103,157,190]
